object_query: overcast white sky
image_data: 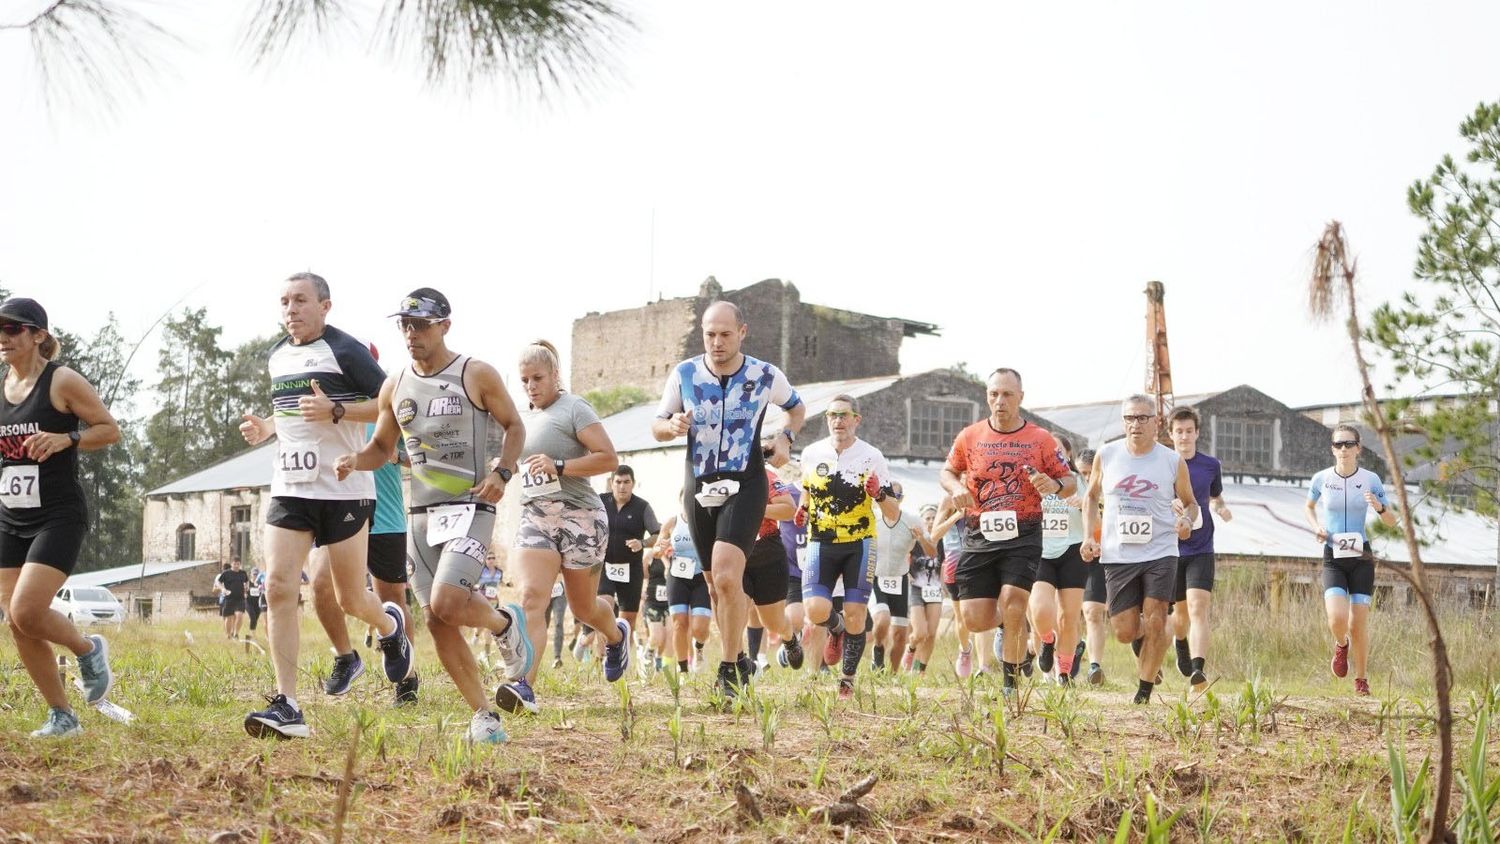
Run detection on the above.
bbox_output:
[3,1,1496,417]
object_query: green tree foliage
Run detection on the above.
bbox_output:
[140,309,275,492]
[53,316,145,571]
[583,384,653,418]
[1370,101,1500,569]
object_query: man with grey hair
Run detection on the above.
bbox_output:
[237,272,412,739]
[1080,394,1197,704]
[652,301,806,703]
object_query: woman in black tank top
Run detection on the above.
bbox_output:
[0,297,122,738]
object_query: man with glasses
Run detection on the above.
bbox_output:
[1080,394,1196,704]
[334,287,530,743]
[1303,424,1397,697]
[800,394,898,699]
[651,301,805,703]
[238,272,413,739]
[940,368,1074,696]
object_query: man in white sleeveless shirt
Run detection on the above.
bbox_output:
[1080,394,1197,704]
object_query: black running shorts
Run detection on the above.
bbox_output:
[955,545,1039,600]
[1035,543,1088,591]
[0,522,87,575]
[267,497,373,548]
[683,468,769,568]
[367,531,409,584]
[1172,552,1215,602]
[743,533,790,607]
[598,560,643,614]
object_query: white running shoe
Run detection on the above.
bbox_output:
[491,603,534,681]
[468,710,508,745]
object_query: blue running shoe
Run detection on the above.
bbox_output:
[495,678,539,715]
[377,602,413,683]
[31,707,81,738]
[76,634,112,705]
[244,694,310,739]
[324,651,364,696]
[492,603,534,681]
[603,619,631,682]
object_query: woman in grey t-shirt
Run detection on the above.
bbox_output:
[496,340,628,717]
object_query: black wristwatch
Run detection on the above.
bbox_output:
[554,458,566,476]
[68,431,81,447]
[330,402,346,424]
[494,466,513,483]
[781,429,795,444]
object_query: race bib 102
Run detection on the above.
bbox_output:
[1117,514,1153,545]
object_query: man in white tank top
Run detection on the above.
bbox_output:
[1080,394,1197,704]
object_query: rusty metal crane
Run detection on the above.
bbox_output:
[1144,281,1173,437]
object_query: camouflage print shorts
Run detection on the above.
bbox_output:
[515,500,608,570]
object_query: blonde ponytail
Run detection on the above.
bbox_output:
[38,332,60,361]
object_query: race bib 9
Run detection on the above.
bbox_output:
[605,562,630,583]
[520,466,561,499]
[694,478,740,508]
[1042,511,1070,538]
[670,556,696,579]
[277,439,320,484]
[425,503,476,547]
[1117,514,1153,545]
[1331,532,1364,559]
[979,510,1019,542]
[0,465,40,508]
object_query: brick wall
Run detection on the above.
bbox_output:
[142,488,271,566]
[570,277,917,397]
[1194,385,1388,479]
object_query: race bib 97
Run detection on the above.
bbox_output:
[979,510,1019,542]
[425,503,476,547]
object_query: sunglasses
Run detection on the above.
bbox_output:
[0,323,36,336]
[1332,441,1360,449]
[825,410,856,419]
[1122,414,1154,424]
[397,317,442,332]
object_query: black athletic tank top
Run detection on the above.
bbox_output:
[0,363,87,531]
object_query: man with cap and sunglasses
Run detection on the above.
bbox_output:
[0,297,122,738]
[239,273,413,739]
[335,287,531,744]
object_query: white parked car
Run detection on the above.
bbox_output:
[52,586,125,626]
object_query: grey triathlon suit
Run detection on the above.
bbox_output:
[393,354,494,606]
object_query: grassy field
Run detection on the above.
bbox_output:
[2,580,1498,842]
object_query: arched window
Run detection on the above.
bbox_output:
[176,524,196,561]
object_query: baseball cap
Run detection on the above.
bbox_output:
[0,298,48,330]
[389,288,452,319]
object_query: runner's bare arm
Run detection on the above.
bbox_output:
[938,467,974,509]
[557,421,619,478]
[1304,498,1327,541]
[336,377,399,479]
[1173,460,1197,539]
[765,492,795,522]
[1210,496,1232,522]
[1080,452,1104,559]
[912,523,938,557]
[299,378,379,424]
[782,401,807,439]
[30,367,120,461]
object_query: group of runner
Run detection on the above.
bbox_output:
[0,282,1398,742]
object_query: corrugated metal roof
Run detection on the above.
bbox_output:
[65,559,219,589]
[1031,394,1216,449]
[875,462,1495,569]
[147,443,276,496]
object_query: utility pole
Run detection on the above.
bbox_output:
[1144,281,1174,442]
